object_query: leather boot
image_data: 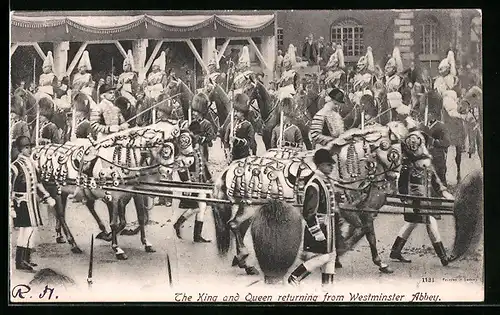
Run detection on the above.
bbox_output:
[193,220,211,243]
[432,242,449,266]
[26,248,38,267]
[390,236,412,263]
[15,247,34,271]
[173,216,187,239]
[287,264,311,286]
[335,257,343,268]
[321,273,334,285]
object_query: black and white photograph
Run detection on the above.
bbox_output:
[9,9,483,303]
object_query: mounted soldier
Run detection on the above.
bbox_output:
[10,95,30,161]
[35,51,59,102]
[324,44,346,90]
[204,49,224,90]
[309,87,345,148]
[350,47,375,105]
[33,98,63,146]
[384,47,412,121]
[71,50,94,97]
[270,97,304,149]
[117,50,139,108]
[277,44,301,101]
[189,93,217,162]
[434,51,462,118]
[144,51,168,101]
[64,93,93,142]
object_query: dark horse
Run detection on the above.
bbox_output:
[201,78,231,136]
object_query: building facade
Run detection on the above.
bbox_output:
[276,9,481,76]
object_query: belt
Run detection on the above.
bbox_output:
[13,192,29,207]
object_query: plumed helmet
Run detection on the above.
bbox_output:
[366,47,375,72]
[337,45,345,68]
[38,97,55,118]
[280,97,295,113]
[73,92,91,113]
[191,92,210,116]
[153,51,166,71]
[78,51,92,71]
[11,95,25,116]
[447,50,457,76]
[123,50,135,72]
[42,51,54,70]
[313,148,334,165]
[233,93,250,113]
[328,86,345,104]
[114,96,131,113]
[237,46,251,72]
[357,55,368,70]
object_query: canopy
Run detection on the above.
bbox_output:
[11,14,276,42]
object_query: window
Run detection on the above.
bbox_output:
[277,28,284,48]
[419,18,439,55]
[331,19,364,58]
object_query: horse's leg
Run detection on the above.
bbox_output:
[298,123,313,150]
[133,194,155,253]
[51,188,66,244]
[362,214,393,273]
[86,199,111,242]
[53,192,83,254]
[455,145,463,183]
[228,205,259,275]
[109,198,127,260]
[236,218,259,275]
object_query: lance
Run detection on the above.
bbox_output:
[424,94,429,126]
[361,108,365,131]
[111,57,114,87]
[71,105,77,141]
[87,234,94,290]
[278,109,284,149]
[33,58,36,86]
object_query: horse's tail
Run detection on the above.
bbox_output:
[251,200,303,284]
[211,171,232,256]
[449,169,483,262]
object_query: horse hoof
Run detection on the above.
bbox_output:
[145,246,156,253]
[116,253,128,260]
[96,232,109,241]
[120,229,136,236]
[231,256,239,267]
[245,266,260,276]
[237,254,250,268]
[71,247,83,254]
[379,264,394,274]
[56,236,66,244]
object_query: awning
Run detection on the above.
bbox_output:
[11,14,276,42]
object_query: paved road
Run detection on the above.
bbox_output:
[9,137,483,302]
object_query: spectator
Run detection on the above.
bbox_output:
[302,33,318,65]
[316,37,327,68]
[403,61,420,87]
[275,50,284,79]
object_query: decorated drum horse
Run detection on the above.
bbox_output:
[31,121,196,260]
[211,121,411,276]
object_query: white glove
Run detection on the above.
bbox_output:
[314,232,326,242]
[10,210,17,218]
[441,190,454,200]
[46,197,56,207]
[109,125,120,133]
[119,123,130,131]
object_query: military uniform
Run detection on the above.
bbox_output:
[324,46,346,89]
[36,51,59,101]
[32,98,63,145]
[309,87,345,147]
[223,94,257,162]
[72,50,93,96]
[426,120,450,185]
[350,47,375,105]
[288,149,337,286]
[90,86,127,139]
[118,50,139,107]
[434,51,461,119]
[390,129,453,266]
[145,52,167,100]
[10,96,30,161]
[271,97,303,149]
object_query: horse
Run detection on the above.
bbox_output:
[201,79,231,136]
[31,121,197,259]
[427,89,466,183]
[164,76,194,122]
[459,86,483,168]
[211,121,411,275]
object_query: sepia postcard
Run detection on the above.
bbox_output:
[9,9,483,303]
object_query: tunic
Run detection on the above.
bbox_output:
[90,99,126,137]
[118,71,138,106]
[309,106,344,147]
[385,74,402,93]
[223,118,256,161]
[11,155,44,227]
[145,71,167,100]
[302,172,336,254]
[434,74,459,96]
[270,122,303,149]
[38,72,58,96]
[72,72,93,94]
[398,156,448,224]
[325,69,345,88]
[33,119,63,145]
[428,120,450,183]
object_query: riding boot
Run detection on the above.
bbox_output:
[193,220,211,243]
[15,247,34,271]
[287,264,311,286]
[432,242,449,266]
[173,215,187,239]
[335,257,343,268]
[26,248,38,267]
[389,236,412,263]
[321,273,335,286]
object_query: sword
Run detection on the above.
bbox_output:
[87,234,94,290]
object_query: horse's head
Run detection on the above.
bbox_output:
[164,74,183,97]
[459,86,482,115]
